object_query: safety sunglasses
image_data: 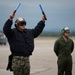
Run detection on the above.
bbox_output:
[18,21,26,26]
[65,31,70,34]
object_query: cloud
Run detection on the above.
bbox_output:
[0,0,75,31]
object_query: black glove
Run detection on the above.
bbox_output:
[6,54,13,71]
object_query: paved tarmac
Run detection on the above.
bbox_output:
[0,38,75,75]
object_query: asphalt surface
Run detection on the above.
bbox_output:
[0,38,75,75]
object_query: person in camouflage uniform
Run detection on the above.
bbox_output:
[54,27,74,75]
[3,11,46,75]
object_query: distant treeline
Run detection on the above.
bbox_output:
[39,31,75,37]
[0,30,75,37]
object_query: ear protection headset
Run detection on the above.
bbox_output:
[15,19,18,27]
[61,28,65,34]
[15,18,26,27]
[61,27,70,34]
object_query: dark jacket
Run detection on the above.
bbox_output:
[3,19,45,56]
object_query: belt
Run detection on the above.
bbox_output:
[13,56,29,59]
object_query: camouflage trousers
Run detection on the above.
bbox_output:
[12,56,30,75]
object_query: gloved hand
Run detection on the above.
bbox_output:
[6,54,13,71]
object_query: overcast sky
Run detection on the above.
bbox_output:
[0,0,75,32]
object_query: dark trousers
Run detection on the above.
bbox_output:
[57,56,72,75]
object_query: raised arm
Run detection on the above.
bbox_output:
[3,12,15,39]
[33,15,46,38]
